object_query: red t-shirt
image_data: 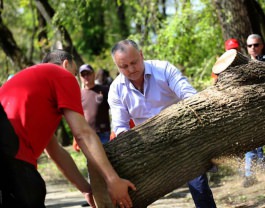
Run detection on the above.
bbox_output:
[0,63,83,166]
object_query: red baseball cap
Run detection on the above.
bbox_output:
[225,38,239,51]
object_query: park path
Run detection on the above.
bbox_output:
[45,170,265,208]
[45,182,193,208]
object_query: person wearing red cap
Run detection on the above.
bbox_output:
[224,38,240,51]
[212,38,241,84]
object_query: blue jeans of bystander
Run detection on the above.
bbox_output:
[97,132,110,144]
[245,147,264,177]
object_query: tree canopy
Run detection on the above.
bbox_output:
[0,0,265,90]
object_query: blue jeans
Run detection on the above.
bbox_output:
[245,147,264,177]
[97,132,110,144]
[188,174,216,208]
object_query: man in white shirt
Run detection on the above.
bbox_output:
[108,39,216,208]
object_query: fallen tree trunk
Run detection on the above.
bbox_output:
[89,51,265,207]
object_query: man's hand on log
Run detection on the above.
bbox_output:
[107,178,136,208]
[83,192,96,207]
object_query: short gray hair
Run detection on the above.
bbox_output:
[111,40,140,57]
[247,34,264,44]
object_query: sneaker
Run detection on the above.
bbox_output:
[242,176,257,188]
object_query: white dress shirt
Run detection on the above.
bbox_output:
[108,60,197,135]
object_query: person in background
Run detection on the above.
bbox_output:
[108,39,216,208]
[224,38,240,51]
[246,34,265,60]
[95,68,113,87]
[72,64,111,207]
[74,64,111,146]
[243,34,265,187]
[212,38,241,84]
[0,49,135,208]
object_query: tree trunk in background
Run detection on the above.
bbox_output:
[0,0,34,70]
[244,0,265,39]
[36,8,50,56]
[34,0,84,67]
[213,0,252,55]
[214,0,265,55]
[90,56,265,207]
[56,120,71,146]
[244,0,265,54]
[115,0,130,39]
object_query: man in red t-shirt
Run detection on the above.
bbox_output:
[0,49,135,208]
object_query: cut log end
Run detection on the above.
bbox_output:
[212,49,250,74]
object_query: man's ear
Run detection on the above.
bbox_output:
[140,50,144,59]
[62,59,69,69]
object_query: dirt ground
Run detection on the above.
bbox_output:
[45,157,265,208]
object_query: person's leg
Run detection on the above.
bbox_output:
[188,174,216,208]
[256,146,265,170]
[243,150,258,187]
[245,150,257,177]
[0,157,46,208]
[256,147,264,159]
[97,132,110,144]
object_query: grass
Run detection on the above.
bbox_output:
[38,146,88,185]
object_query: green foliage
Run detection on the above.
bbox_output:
[38,147,88,183]
[257,0,265,11]
[132,0,223,90]
[1,0,265,89]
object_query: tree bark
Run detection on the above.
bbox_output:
[213,0,252,55]
[89,54,265,207]
[214,0,265,55]
[244,0,265,43]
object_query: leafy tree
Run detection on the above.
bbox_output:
[136,0,223,90]
[1,0,265,90]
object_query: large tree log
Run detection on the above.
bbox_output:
[89,51,265,208]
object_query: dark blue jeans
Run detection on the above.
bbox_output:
[188,174,216,208]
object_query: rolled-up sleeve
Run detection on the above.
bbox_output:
[108,80,131,135]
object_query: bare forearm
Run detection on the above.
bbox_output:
[75,129,120,184]
[63,109,136,207]
[45,137,91,193]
